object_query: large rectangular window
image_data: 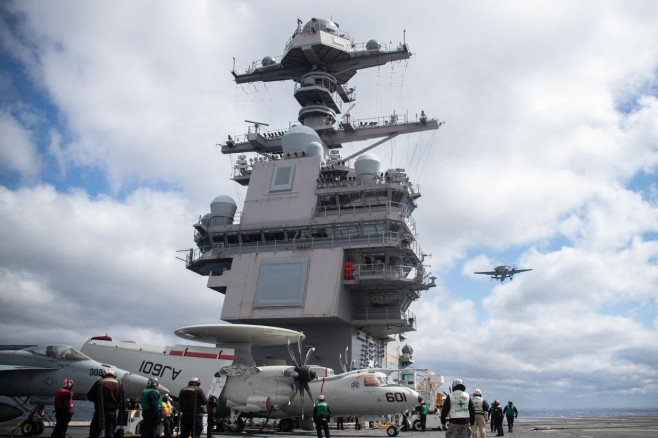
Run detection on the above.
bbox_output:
[254,259,308,307]
[270,165,295,191]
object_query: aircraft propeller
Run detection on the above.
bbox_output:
[339,346,355,373]
[283,336,317,419]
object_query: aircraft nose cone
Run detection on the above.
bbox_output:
[120,374,169,399]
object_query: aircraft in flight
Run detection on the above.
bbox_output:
[0,344,164,435]
[474,265,532,282]
[82,324,423,432]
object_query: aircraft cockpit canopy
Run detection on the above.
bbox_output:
[363,375,396,387]
[27,345,92,361]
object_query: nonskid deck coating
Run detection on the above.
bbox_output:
[2,418,658,438]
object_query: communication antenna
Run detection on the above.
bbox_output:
[245,119,269,133]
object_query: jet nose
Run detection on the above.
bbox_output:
[120,373,170,399]
[120,373,149,398]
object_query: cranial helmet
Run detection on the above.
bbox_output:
[102,368,116,378]
[473,389,482,396]
[452,379,465,390]
[148,376,159,388]
[62,378,74,388]
[190,377,201,386]
[508,400,513,405]
[318,395,325,401]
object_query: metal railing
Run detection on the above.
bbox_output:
[187,230,424,266]
[352,308,416,328]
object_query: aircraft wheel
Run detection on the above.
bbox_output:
[20,420,41,436]
[412,420,422,431]
[34,421,44,436]
[387,426,399,436]
[278,418,293,432]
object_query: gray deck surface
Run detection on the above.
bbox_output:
[2,417,658,438]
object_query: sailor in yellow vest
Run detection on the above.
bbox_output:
[440,379,475,438]
[161,393,175,438]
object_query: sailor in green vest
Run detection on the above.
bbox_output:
[141,377,162,438]
[417,401,428,431]
[313,394,331,438]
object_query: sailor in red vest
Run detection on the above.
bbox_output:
[344,259,354,280]
[51,379,74,438]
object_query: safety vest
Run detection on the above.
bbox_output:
[54,388,73,410]
[472,396,485,414]
[315,401,329,416]
[141,388,162,411]
[161,400,173,417]
[448,390,470,419]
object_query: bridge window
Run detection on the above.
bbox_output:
[242,233,262,244]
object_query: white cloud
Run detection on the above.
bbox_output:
[0,112,40,181]
[0,0,657,409]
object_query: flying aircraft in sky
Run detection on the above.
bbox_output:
[474,265,532,282]
[82,324,423,432]
[0,344,164,435]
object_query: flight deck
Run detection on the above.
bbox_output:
[2,417,658,438]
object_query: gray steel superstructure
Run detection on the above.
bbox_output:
[185,17,441,372]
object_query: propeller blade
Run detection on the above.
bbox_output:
[297,336,303,365]
[287,340,300,368]
[304,346,316,366]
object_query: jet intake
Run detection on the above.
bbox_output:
[226,396,271,413]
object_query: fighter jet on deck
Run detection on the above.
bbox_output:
[0,344,165,435]
[474,265,532,282]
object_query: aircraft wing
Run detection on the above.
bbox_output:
[512,268,532,273]
[474,271,497,275]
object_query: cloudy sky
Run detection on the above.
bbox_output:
[1,1,657,409]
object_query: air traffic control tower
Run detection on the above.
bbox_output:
[185,17,441,371]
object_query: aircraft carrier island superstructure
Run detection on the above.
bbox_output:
[185,18,441,372]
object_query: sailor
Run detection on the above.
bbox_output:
[313,394,331,438]
[161,394,175,438]
[141,377,162,438]
[440,379,475,438]
[417,400,428,431]
[88,368,127,438]
[471,389,490,438]
[179,377,207,438]
[503,401,518,433]
[206,393,218,438]
[51,379,74,438]
[344,259,353,280]
[490,400,504,436]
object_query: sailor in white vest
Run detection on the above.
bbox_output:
[471,389,490,438]
[440,379,475,438]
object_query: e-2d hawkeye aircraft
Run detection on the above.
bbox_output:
[474,265,532,282]
[82,324,423,432]
[0,344,164,435]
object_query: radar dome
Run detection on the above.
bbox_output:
[303,18,339,34]
[210,195,237,225]
[366,39,381,51]
[304,141,323,157]
[354,153,381,175]
[281,125,322,155]
[261,56,276,67]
